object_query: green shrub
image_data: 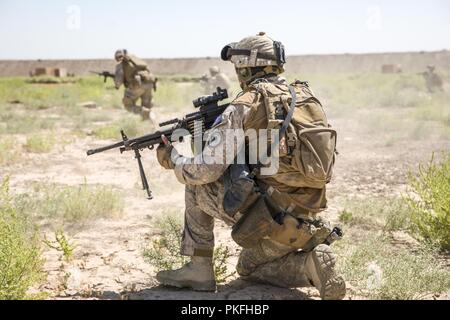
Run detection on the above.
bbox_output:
[212,244,235,283]
[405,152,450,251]
[338,210,353,224]
[143,215,189,271]
[43,229,76,262]
[143,215,234,283]
[0,177,45,300]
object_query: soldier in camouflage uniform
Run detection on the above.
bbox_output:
[200,66,232,95]
[114,49,157,121]
[155,33,346,300]
[421,65,444,93]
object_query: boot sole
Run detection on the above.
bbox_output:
[308,245,346,300]
[156,274,217,292]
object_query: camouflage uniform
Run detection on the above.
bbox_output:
[156,33,345,299]
[174,76,330,287]
[114,50,156,120]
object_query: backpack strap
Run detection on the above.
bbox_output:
[280,85,297,138]
[249,85,297,178]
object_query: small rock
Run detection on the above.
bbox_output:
[66,266,83,290]
[78,101,97,109]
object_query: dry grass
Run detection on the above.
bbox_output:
[0,136,20,165]
[14,181,124,226]
[336,191,449,299]
[334,234,450,299]
[24,134,55,153]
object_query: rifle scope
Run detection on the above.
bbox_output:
[192,87,228,108]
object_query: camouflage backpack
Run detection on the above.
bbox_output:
[227,79,337,248]
[242,79,337,189]
[127,55,149,71]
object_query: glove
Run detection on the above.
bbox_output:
[156,135,178,169]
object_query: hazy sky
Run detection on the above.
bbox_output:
[0,0,449,59]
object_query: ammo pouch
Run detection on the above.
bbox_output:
[268,213,315,249]
[231,188,338,251]
[231,195,280,248]
[223,164,259,217]
[274,216,335,252]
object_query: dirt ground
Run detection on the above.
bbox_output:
[3,103,449,300]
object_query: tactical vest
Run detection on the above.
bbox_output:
[232,78,336,213]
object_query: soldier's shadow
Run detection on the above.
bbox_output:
[93,278,314,300]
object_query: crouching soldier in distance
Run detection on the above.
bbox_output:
[114,49,157,122]
[155,32,346,300]
[201,66,232,95]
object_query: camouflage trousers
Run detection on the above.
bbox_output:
[181,181,312,288]
[123,82,154,116]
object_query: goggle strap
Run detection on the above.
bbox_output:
[227,48,276,62]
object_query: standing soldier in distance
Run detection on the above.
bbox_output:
[155,32,346,300]
[421,65,444,93]
[114,49,157,122]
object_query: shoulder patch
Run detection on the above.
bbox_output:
[212,114,222,127]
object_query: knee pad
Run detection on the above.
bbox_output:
[236,244,266,276]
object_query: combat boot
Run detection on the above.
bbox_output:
[305,244,346,300]
[156,256,217,292]
[148,110,157,127]
[141,107,150,121]
[130,105,143,115]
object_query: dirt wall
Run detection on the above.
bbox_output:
[0,51,449,77]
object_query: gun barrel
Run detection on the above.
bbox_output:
[159,118,179,127]
[86,141,124,156]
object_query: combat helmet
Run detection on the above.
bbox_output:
[221,32,286,88]
[209,66,220,76]
[114,49,128,62]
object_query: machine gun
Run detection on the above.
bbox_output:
[86,87,229,199]
[90,71,115,83]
